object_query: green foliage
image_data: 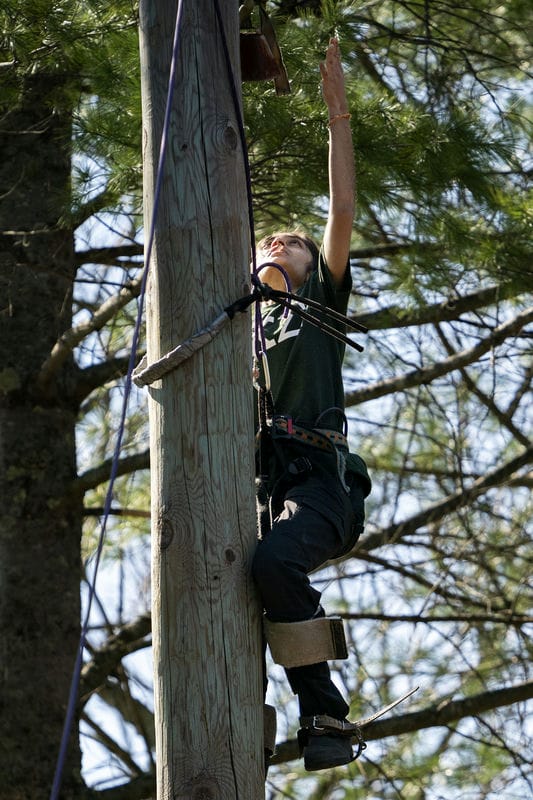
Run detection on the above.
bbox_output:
[248,1,532,302]
[1,0,142,228]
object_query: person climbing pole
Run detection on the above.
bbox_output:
[252,38,372,771]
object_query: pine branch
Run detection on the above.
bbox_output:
[343,611,533,626]
[71,188,123,230]
[434,322,530,447]
[342,550,513,615]
[334,551,476,609]
[507,361,533,417]
[84,506,150,519]
[345,306,533,405]
[350,242,422,260]
[269,678,533,765]
[351,42,400,100]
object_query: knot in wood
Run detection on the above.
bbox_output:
[191,781,217,800]
[222,123,238,151]
[158,512,174,550]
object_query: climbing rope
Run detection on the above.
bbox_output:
[133,291,258,387]
[49,2,186,797]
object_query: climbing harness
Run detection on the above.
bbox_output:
[298,686,419,764]
[132,265,369,548]
[272,415,348,453]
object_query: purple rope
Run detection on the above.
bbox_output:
[49,2,185,797]
[252,263,292,360]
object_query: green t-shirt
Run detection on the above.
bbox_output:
[256,247,371,497]
[259,247,351,432]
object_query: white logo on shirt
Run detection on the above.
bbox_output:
[263,304,305,350]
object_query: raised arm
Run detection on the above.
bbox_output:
[320,38,355,285]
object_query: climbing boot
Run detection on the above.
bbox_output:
[303,731,354,771]
[298,715,366,772]
[300,688,420,771]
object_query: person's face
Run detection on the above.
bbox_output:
[258,234,314,289]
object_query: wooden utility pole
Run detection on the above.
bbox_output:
[139,2,264,797]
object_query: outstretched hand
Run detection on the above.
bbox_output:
[320,38,348,117]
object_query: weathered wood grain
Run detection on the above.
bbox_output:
[139,1,264,797]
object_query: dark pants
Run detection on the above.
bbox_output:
[252,474,365,719]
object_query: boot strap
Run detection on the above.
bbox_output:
[299,715,362,738]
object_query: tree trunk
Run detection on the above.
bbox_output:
[139,1,264,797]
[0,74,83,798]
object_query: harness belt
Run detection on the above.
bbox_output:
[272,415,348,453]
[264,615,348,669]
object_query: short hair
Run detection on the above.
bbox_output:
[257,230,320,272]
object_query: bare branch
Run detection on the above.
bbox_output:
[94,676,155,753]
[84,507,150,519]
[270,679,533,765]
[354,445,532,553]
[81,711,144,777]
[80,612,151,701]
[345,306,533,406]
[75,243,144,268]
[73,355,133,403]
[434,323,530,447]
[507,361,533,417]
[343,611,533,626]
[36,278,143,390]
[85,774,155,800]
[351,283,524,331]
[71,449,150,496]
